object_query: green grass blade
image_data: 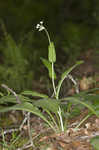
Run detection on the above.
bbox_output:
[90,136,99,150]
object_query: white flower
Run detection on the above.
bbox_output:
[36,24,40,29]
[36,21,45,31]
[40,21,43,25]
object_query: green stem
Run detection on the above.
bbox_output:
[44,27,51,44]
[45,109,58,130]
[58,107,64,132]
[74,113,91,130]
[44,27,56,97]
[52,62,56,97]
[56,74,66,99]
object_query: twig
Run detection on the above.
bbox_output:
[16,142,33,150]
[19,112,35,148]
[68,74,79,94]
[67,121,79,128]
[19,112,29,130]
[75,131,99,140]
[1,84,21,104]
[27,112,35,148]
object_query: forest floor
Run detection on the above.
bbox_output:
[0,108,99,150]
[0,49,99,150]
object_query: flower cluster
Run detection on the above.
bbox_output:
[36,21,45,31]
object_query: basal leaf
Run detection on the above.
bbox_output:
[34,98,60,114]
[61,97,99,117]
[0,95,31,104]
[0,102,56,132]
[21,90,48,98]
[85,94,99,101]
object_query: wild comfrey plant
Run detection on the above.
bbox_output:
[36,21,83,132]
[35,21,98,131]
[36,21,66,131]
[0,21,98,134]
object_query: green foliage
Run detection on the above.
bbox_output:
[41,57,56,79]
[0,89,98,133]
[0,31,34,92]
[0,129,24,150]
[61,96,98,117]
[34,99,60,114]
[0,95,31,104]
[60,23,90,62]
[0,0,99,70]
[0,102,58,132]
[0,23,99,134]
[48,42,56,63]
[0,0,47,36]
[56,60,83,99]
[90,136,99,150]
[21,90,48,98]
[0,0,99,90]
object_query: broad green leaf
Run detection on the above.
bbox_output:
[48,42,56,63]
[0,95,31,104]
[34,99,60,114]
[0,102,56,132]
[90,136,99,150]
[41,57,56,79]
[21,91,48,98]
[56,61,84,99]
[60,97,99,117]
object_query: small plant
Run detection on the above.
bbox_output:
[0,129,30,150]
[0,21,98,134]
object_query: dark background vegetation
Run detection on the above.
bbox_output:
[0,0,99,92]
